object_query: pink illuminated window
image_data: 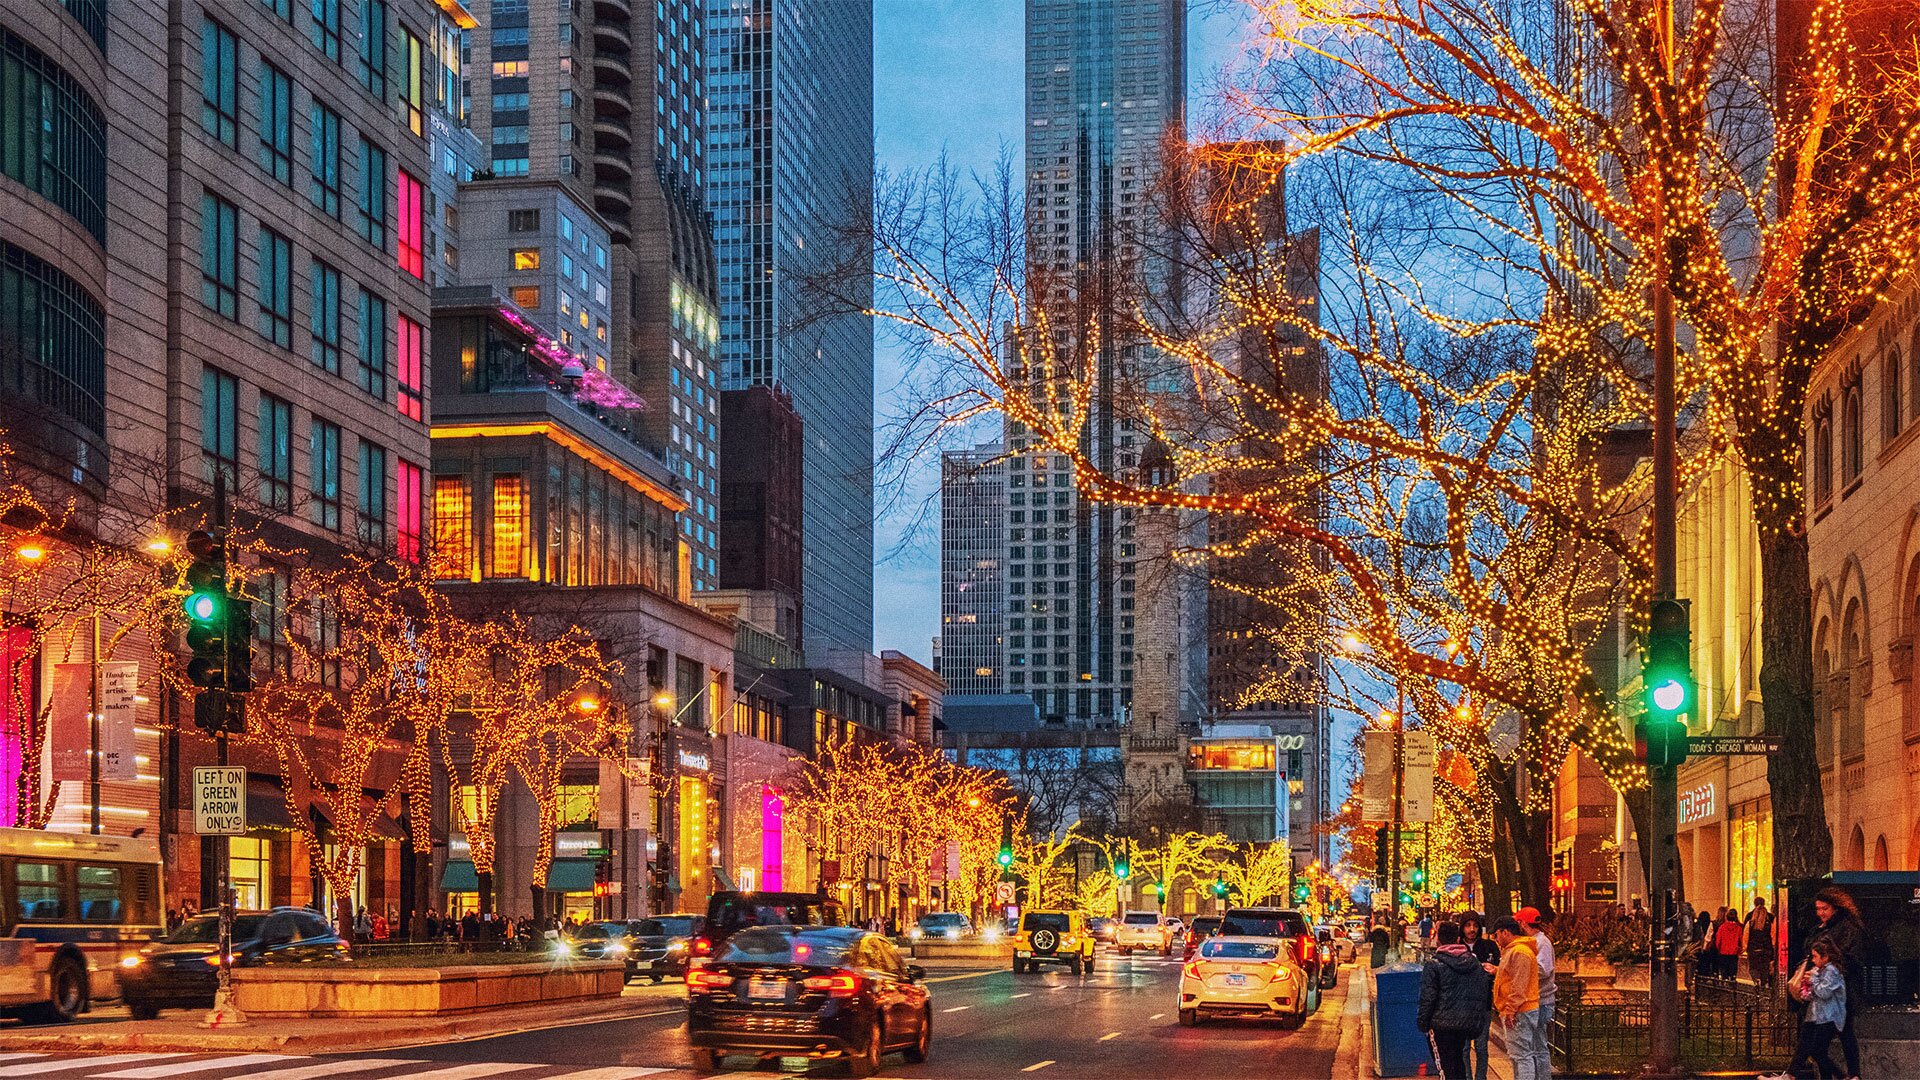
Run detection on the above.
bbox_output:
[397,315,424,420]
[761,785,785,891]
[397,170,424,278]
[397,459,423,563]
[0,627,32,828]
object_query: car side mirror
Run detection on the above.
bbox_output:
[907,964,926,982]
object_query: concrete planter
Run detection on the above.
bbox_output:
[910,940,1013,962]
[230,960,625,1018]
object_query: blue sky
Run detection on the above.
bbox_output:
[869,1,1257,664]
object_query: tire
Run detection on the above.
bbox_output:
[128,1001,159,1021]
[1177,1008,1198,1027]
[688,1047,721,1073]
[26,956,85,1024]
[1119,946,1131,956]
[1070,954,1084,976]
[903,1008,931,1064]
[847,1018,883,1078]
[1085,953,1095,975]
[1012,959,1025,974]
[651,974,665,984]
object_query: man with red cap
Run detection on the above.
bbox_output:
[1515,906,1556,1079]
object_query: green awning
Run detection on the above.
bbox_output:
[545,858,596,893]
[440,859,479,892]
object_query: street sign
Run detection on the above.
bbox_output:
[1687,735,1783,755]
[582,847,613,859]
[192,767,247,835]
[994,881,1015,905]
[1584,881,1620,903]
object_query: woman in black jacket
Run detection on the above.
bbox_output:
[1811,887,1866,1079]
[1419,922,1494,1079]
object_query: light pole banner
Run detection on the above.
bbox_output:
[1361,729,1396,820]
[48,664,89,782]
[97,663,137,782]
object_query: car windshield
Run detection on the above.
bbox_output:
[710,898,839,933]
[1122,913,1158,925]
[919,914,966,928]
[167,915,265,944]
[1220,910,1311,938]
[1202,940,1279,960]
[574,924,621,940]
[1189,918,1222,935]
[719,927,853,967]
[635,917,698,937]
[1022,913,1070,933]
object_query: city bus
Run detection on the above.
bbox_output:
[0,829,164,1022]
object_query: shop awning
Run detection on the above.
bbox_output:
[246,781,298,830]
[545,859,596,893]
[440,860,478,892]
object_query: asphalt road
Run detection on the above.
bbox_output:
[0,952,1354,1080]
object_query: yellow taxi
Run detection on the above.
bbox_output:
[1012,910,1097,975]
[1176,935,1309,1027]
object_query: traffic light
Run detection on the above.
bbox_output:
[1293,881,1310,904]
[1410,859,1427,891]
[997,817,1014,872]
[1639,598,1693,767]
[225,597,254,693]
[1113,840,1131,881]
[1374,826,1390,891]
[1211,877,1227,898]
[183,530,228,689]
[593,860,611,899]
[1153,880,1166,900]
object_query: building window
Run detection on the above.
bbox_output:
[0,243,106,435]
[251,565,291,673]
[258,62,293,184]
[310,418,340,530]
[201,367,238,488]
[0,33,108,244]
[355,0,387,94]
[200,19,238,148]
[397,459,422,563]
[401,27,426,137]
[312,598,340,687]
[511,248,540,270]
[509,285,540,308]
[488,474,527,579]
[1841,367,1864,484]
[308,0,341,61]
[308,101,341,218]
[199,192,238,319]
[358,440,388,546]
[309,259,341,373]
[432,477,472,580]
[508,209,540,232]
[396,315,424,420]
[1887,347,1905,446]
[255,227,292,348]
[357,288,388,400]
[397,170,424,278]
[356,137,388,250]
[257,393,293,511]
[1812,397,1834,504]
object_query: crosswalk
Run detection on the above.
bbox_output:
[0,1054,687,1080]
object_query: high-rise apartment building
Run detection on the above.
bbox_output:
[939,442,1008,696]
[1005,0,1186,724]
[708,0,875,654]
[466,0,722,592]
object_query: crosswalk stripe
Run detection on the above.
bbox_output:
[0,1056,184,1077]
[225,1059,424,1080]
[540,1069,672,1079]
[0,1061,43,1067]
[371,1064,542,1080]
[92,1056,302,1078]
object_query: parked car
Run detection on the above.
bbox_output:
[695,891,845,963]
[1113,910,1173,955]
[118,908,347,1019]
[686,925,930,1076]
[1176,935,1311,1028]
[1317,923,1357,964]
[629,914,705,982]
[1182,916,1224,962]
[1012,910,1097,974]
[911,912,972,941]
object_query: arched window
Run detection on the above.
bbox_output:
[1876,835,1891,871]
[1887,346,1905,444]
[1843,600,1866,759]
[1813,397,1835,504]
[1909,325,1920,420]
[1815,618,1834,763]
[1850,825,1868,871]
[1842,370,1865,482]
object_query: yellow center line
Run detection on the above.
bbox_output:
[1099,1031,1122,1041]
[1023,1062,1056,1072]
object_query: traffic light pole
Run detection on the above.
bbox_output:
[1390,681,1404,926]
[1647,135,1682,1076]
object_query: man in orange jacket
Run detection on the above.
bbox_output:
[1493,917,1546,1078]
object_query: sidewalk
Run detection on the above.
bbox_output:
[0,982,684,1055]
[1336,966,1519,1080]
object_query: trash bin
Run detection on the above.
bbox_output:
[1372,963,1438,1078]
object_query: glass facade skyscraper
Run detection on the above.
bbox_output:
[707,0,875,654]
[939,443,1008,695]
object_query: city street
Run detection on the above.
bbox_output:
[0,953,1354,1080]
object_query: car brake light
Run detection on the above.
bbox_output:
[1182,961,1202,980]
[692,937,712,957]
[802,972,863,997]
[688,968,734,991]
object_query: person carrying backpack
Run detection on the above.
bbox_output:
[1419,922,1493,1079]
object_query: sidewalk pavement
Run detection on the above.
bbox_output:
[1336,965,1520,1080]
[0,981,685,1056]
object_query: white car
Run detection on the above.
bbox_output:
[1177,935,1311,1028]
[1114,910,1173,954]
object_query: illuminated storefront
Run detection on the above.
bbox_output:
[761,784,785,892]
[680,774,709,901]
[1729,798,1773,916]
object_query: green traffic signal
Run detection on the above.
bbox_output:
[1410,860,1427,889]
[185,591,222,622]
[997,848,1013,869]
[1211,877,1227,897]
[1153,881,1166,899]
[1114,858,1131,880]
[1641,598,1694,767]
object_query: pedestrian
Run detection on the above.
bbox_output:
[1419,922,1493,1080]
[424,908,441,942]
[461,910,479,944]
[371,909,390,942]
[1762,939,1848,1080]
[1515,906,1556,1080]
[1745,898,1775,990]
[1419,911,1435,947]
[1714,906,1744,979]
[1492,917,1546,1080]
[1810,886,1865,1079]
[1460,914,1499,1080]
[354,907,372,943]
[1370,918,1394,968]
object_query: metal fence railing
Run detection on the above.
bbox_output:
[1551,977,1795,1076]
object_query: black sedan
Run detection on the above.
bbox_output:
[118,908,347,1018]
[686,926,931,1076]
[559,922,638,975]
[628,914,703,983]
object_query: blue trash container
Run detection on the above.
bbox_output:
[1372,963,1438,1078]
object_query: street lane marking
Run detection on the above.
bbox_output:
[1009,992,1031,999]
[93,1057,304,1078]
[923,969,1001,984]
[941,1005,971,1013]
[1099,1031,1122,1041]
[1149,1013,1165,1020]
[1022,1062,1056,1072]
[0,1062,41,1067]
[541,1069,671,1079]
[224,1059,425,1080]
[374,1067,541,1080]
[1048,984,1070,991]
[0,1056,184,1077]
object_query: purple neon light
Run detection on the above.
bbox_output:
[762,785,784,892]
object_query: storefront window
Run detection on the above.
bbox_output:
[1730,799,1773,916]
[231,837,271,909]
[680,776,708,899]
[554,784,597,830]
[1187,742,1276,771]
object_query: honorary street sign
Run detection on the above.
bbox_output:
[193,767,247,835]
[1687,735,1783,755]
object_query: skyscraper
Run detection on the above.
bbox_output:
[1004,0,1186,724]
[939,443,1008,695]
[708,0,876,654]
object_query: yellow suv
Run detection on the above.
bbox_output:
[1013,910,1097,974]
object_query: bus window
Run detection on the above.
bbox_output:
[15,863,66,922]
[77,866,121,923]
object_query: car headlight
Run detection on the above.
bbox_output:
[608,943,628,956]
[555,941,574,956]
[120,955,142,969]
[909,928,924,940]
[946,929,961,939]
[983,927,1002,941]
[667,941,688,953]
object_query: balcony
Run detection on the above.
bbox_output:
[594,118,632,156]
[592,20,631,53]
[594,149,633,187]
[593,49,632,89]
[593,84,632,122]
[592,0,631,19]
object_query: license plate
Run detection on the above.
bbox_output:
[1224,974,1247,987]
[749,979,787,1000]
